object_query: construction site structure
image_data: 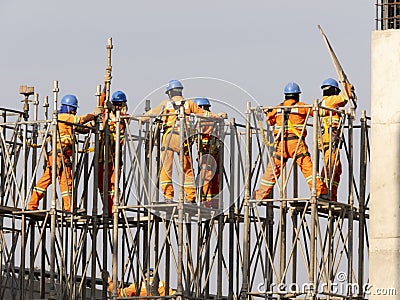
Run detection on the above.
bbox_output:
[0,76,370,300]
[370,1,400,299]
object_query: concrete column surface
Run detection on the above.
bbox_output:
[370,30,400,299]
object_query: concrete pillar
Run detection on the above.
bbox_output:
[370,30,400,299]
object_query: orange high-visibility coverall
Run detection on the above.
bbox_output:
[98,91,127,216]
[146,97,220,202]
[319,94,347,201]
[253,99,327,200]
[109,278,176,298]
[28,113,94,211]
[196,120,221,208]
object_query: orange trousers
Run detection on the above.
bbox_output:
[321,146,342,202]
[98,162,121,216]
[197,153,220,208]
[160,132,196,202]
[28,154,73,211]
[254,139,327,199]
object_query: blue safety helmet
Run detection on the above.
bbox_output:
[61,94,79,108]
[111,91,127,103]
[165,80,183,94]
[193,97,211,107]
[321,78,340,91]
[284,82,301,94]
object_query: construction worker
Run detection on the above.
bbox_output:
[319,78,353,201]
[98,89,128,217]
[28,95,97,211]
[253,82,328,200]
[193,97,222,209]
[107,268,176,298]
[144,79,226,203]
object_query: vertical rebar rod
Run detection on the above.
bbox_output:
[176,105,185,299]
[165,217,171,297]
[291,209,298,285]
[217,119,224,299]
[20,95,29,300]
[0,110,5,298]
[112,108,121,299]
[40,96,49,299]
[100,120,111,299]
[49,80,59,299]
[29,93,39,299]
[327,206,334,299]
[91,85,101,299]
[309,100,319,300]
[240,101,251,299]
[81,146,89,300]
[204,221,210,299]
[358,110,367,298]
[103,37,113,299]
[71,121,79,299]
[228,118,235,300]
[347,109,354,300]
[292,161,298,286]
[196,220,201,298]
[102,109,110,299]
[185,222,191,293]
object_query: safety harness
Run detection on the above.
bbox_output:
[275,102,309,162]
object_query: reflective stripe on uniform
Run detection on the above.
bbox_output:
[260,179,275,187]
[33,187,46,194]
[120,288,127,297]
[61,191,72,197]
[161,180,172,186]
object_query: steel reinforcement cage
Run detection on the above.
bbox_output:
[0,84,369,300]
[376,0,400,30]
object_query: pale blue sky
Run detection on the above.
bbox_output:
[1,1,373,120]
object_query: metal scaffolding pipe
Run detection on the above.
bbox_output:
[49,80,59,299]
[240,101,251,299]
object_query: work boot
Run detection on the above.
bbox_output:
[74,208,86,215]
[319,194,330,201]
[164,198,174,204]
[203,199,219,209]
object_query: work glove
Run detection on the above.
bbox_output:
[92,107,102,116]
[343,82,354,98]
[217,112,228,119]
[102,269,111,284]
[263,108,273,114]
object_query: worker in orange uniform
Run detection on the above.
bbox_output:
[193,97,222,209]
[319,78,353,201]
[28,95,97,211]
[107,268,176,298]
[98,90,128,217]
[253,82,328,200]
[144,80,226,203]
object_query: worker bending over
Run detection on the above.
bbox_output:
[107,268,176,297]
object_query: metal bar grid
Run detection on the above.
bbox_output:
[0,95,369,299]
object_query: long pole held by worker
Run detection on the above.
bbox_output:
[317,25,357,109]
